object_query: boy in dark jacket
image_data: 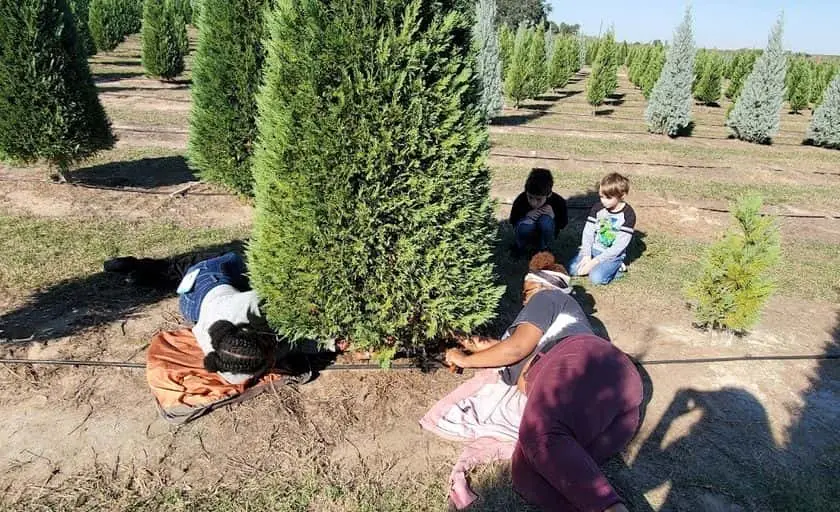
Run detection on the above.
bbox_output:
[509,168,568,256]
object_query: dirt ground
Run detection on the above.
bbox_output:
[1,35,839,511]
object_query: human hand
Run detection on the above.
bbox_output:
[445,348,469,369]
[575,256,593,276]
[456,334,495,352]
[537,204,554,218]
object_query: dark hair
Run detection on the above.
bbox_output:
[525,168,553,196]
[599,172,630,198]
[203,320,275,376]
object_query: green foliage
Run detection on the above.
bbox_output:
[547,35,576,89]
[189,0,268,195]
[694,51,723,105]
[785,58,811,113]
[727,17,787,144]
[525,24,548,98]
[0,0,113,172]
[249,0,503,358]
[811,62,838,106]
[472,0,504,119]
[645,7,695,136]
[586,30,617,107]
[142,0,188,80]
[503,23,531,107]
[69,0,96,56]
[88,0,142,51]
[725,50,759,100]
[641,45,665,99]
[171,0,192,24]
[685,194,780,332]
[498,24,514,76]
[806,72,840,149]
[496,0,548,28]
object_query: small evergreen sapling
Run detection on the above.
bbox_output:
[727,17,787,144]
[641,45,665,99]
[0,0,113,180]
[694,52,723,106]
[89,0,124,50]
[806,72,840,149]
[645,8,695,136]
[685,194,780,332]
[525,24,548,99]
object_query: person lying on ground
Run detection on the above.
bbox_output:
[568,172,636,285]
[104,251,304,384]
[509,168,569,257]
[445,252,642,512]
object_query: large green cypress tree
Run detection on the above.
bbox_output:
[504,22,530,107]
[249,0,503,359]
[806,72,840,149]
[69,0,96,56]
[727,17,787,144]
[645,7,695,135]
[602,30,618,95]
[189,0,268,195]
[685,194,780,332]
[786,58,811,114]
[641,44,665,99]
[548,35,574,89]
[694,52,723,105]
[725,50,758,100]
[0,0,113,180]
[473,0,504,119]
[498,24,514,75]
[811,62,838,107]
[142,0,188,80]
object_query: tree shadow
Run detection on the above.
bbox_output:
[670,121,696,138]
[491,110,547,127]
[96,85,191,92]
[607,93,626,100]
[604,98,625,106]
[0,241,244,345]
[594,108,616,116]
[93,71,146,82]
[70,156,196,189]
[90,60,142,67]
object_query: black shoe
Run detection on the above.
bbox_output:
[103,256,139,273]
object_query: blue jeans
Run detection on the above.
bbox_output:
[515,215,555,251]
[568,247,625,285]
[178,252,250,323]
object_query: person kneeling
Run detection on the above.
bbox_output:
[445,252,641,512]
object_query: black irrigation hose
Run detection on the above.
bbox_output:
[1,353,838,371]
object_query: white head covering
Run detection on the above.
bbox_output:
[525,269,572,294]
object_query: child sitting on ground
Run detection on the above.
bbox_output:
[569,172,636,285]
[509,168,568,256]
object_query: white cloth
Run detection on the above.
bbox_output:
[191,285,262,385]
[435,379,526,442]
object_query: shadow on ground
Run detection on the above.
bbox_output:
[96,85,191,93]
[0,241,244,344]
[93,71,146,82]
[491,110,547,127]
[71,156,195,189]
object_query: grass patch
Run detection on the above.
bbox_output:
[492,165,840,209]
[105,106,190,129]
[0,215,247,296]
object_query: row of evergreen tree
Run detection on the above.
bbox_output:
[585,29,620,108]
[498,23,582,108]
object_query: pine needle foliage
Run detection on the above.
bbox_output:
[473,0,504,119]
[685,194,780,333]
[89,0,124,50]
[189,0,269,195]
[811,62,838,107]
[69,0,96,56]
[645,7,695,136]
[504,22,531,107]
[0,0,113,174]
[525,24,548,98]
[727,17,787,144]
[249,0,503,359]
[725,50,758,100]
[142,0,188,80]
[641,45,665,99]
[498,24,514,76]
[806,72,840,149]
[785,58,811,114]
[586,30,617,107]
[694,51,723,105]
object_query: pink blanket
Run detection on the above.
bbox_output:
[420,370,526,509]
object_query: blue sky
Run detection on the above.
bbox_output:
[547,1,839,55]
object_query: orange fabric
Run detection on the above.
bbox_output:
[146,329,285,411]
